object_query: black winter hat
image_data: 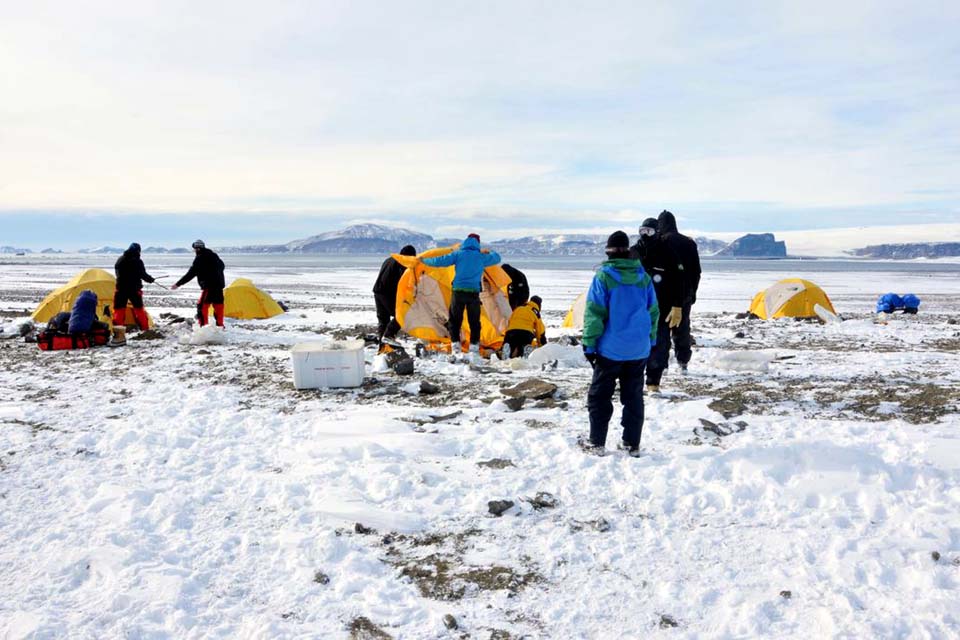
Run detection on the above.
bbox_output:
[400,245,417,256]
[128,242,141,253]
[530,295,542,307]
[605,230,630,252]
[640,218,658,231]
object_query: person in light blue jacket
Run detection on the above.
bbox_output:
[421,234,501,354]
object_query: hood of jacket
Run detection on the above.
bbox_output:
[460,236,481,251]
[657,210,678,235]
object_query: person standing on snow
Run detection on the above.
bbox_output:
[171,240,226,328]
[112,243,155,341]
[419,233,501,355]
[643,210,701,391]
[373,244,417,348]
[581,231,659,457]
[501,263,529,310]
[503,295,547,358]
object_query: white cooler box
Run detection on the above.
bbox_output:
[291,340,365,389]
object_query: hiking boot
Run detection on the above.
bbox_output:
[679,363,689,374]
[522,345,534,358]
[646,384,660,394]
[616,440,641,457]
[108,326,126,347]
[577,436,605,456]
[500,343,511,361]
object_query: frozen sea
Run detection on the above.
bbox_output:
[1,254,959,639]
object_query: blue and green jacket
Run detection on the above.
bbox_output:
[582,258,659,361]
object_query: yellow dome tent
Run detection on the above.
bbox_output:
[749,278,836,319]
[392,246,513,353]
[32,268,153,328]
[562,291,587,329]
[216,278,285,319]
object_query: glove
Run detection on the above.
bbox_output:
[582,346,597,368]
[666,306,683,329]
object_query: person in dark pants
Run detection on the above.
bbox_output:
[642,210,701,391]
[113,242,155,336]
[503,295,546,358]
[420,234,501,355]
[501,264,529,309]
[373,244,417,346]
[581,231,659,457]
[172,240,226,327]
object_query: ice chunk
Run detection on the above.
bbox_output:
[526,343,590,369]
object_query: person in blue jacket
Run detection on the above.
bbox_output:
[420,234,501,355]
[581,231,660,457]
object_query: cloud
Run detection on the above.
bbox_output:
[1,0,958,238]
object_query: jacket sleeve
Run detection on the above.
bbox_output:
[481,250,501,266]
[421,251,458,268]
[647,279,660,344]
[139,259,154,284]
[581,275,609,351]
[176,260,198,287]
[688,242,702,304]
[537,317,547,344]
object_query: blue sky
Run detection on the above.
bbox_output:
[2,1,958,248]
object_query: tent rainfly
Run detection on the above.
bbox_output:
[562,291,587,330]
[391,246,513,353]
[749,278,836,319]
[32,268,153,328]
[214,278,285,320]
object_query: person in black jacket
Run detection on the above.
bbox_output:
[113,242,154,332]
[172,240,226,327]
[373,244,417,345]
[501,264,529,309]
[642,210,702,390]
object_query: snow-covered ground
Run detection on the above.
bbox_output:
[2,257,960,639]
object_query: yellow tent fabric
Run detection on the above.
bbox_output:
[217,278,285,319]
[32,268,153,328]
[749,278,836,319]
[392,246,513,352]
[562,291,587,329]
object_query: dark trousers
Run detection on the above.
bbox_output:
[449,290,481,346]
[374,294,400,341]
[588,356,646,448]
[504,329,535,358]
[646,303,692,386]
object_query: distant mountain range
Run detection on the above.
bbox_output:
[1,224,772,257]
[11,223,958,259]
[853,242,960,259]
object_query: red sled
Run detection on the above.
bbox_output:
[36,327,110,351]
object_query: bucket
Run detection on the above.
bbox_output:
[291,340,365,389]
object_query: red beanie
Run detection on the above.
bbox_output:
[468,233,480,241]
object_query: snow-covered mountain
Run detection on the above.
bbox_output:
[487,234,606,256]
[0,246,31,254]
[285,224,434,254]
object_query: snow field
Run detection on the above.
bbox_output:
[1,257,959,638]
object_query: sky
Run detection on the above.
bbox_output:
[2,1,959,249]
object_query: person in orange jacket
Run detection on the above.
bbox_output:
[502,296,547,358]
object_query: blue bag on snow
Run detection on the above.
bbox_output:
[876,293,902,314]
[68,290,98,334]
